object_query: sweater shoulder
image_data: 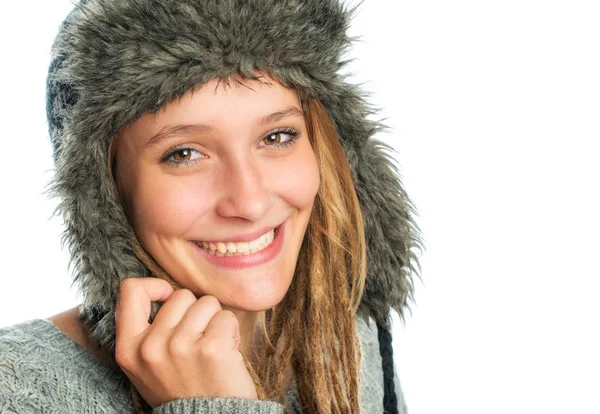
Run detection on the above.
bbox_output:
[0,319,132,413]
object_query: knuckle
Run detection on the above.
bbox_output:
[118,277,139,298]
[168,334,191,358]
[198,337,221,359]
[114,344,134,369]
[119,277,138,291]
[216,309,239,327]
[198,295,222,311]
[172,288,196,303]
[139,337,163,364]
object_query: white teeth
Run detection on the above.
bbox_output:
[237,242,250,253]
[249,239,260,250]
[226,242,237,253]
[197,229,276,256]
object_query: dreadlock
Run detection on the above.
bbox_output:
[256,97,366,413]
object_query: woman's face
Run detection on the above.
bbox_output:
[114,75,320,311]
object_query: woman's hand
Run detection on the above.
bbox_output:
[114,277,258,407]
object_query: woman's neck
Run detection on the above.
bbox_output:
[224,307,263,357]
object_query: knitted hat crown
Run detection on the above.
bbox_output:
[46,0,422,350]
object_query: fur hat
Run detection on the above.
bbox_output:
[46,0,422,352]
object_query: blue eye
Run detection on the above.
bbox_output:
[259,128,300,149]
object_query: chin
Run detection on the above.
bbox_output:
[216,278,292,312]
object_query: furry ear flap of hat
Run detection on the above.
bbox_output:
[46,0,422,410]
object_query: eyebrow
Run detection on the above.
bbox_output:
[144,105,304,148]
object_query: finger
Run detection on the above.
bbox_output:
[199,309,240,352]
[115,277,174,340]
[149,289,197,331]
[175,295,223,339]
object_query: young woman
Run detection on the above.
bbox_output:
[0,0,421,413]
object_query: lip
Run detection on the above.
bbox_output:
[190,220,286,269]
[199,224,279,243]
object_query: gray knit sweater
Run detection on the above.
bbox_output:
[0,317,406,413]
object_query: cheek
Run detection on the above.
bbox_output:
[129,173,214,237]
[268,146,320,209]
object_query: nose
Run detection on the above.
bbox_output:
[214,156,273,222]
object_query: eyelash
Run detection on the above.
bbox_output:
[159,127,301,167]
[160,145,206,167]
[260,127,300,150]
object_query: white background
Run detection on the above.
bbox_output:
[1,1,599,413]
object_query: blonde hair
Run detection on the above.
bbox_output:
[110,91,367,413]
[256,96,367,413]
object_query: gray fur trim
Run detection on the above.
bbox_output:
[46,0,423,350]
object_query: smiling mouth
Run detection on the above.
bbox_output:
[194,227,278,257]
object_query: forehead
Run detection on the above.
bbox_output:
[122,74,302,139]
